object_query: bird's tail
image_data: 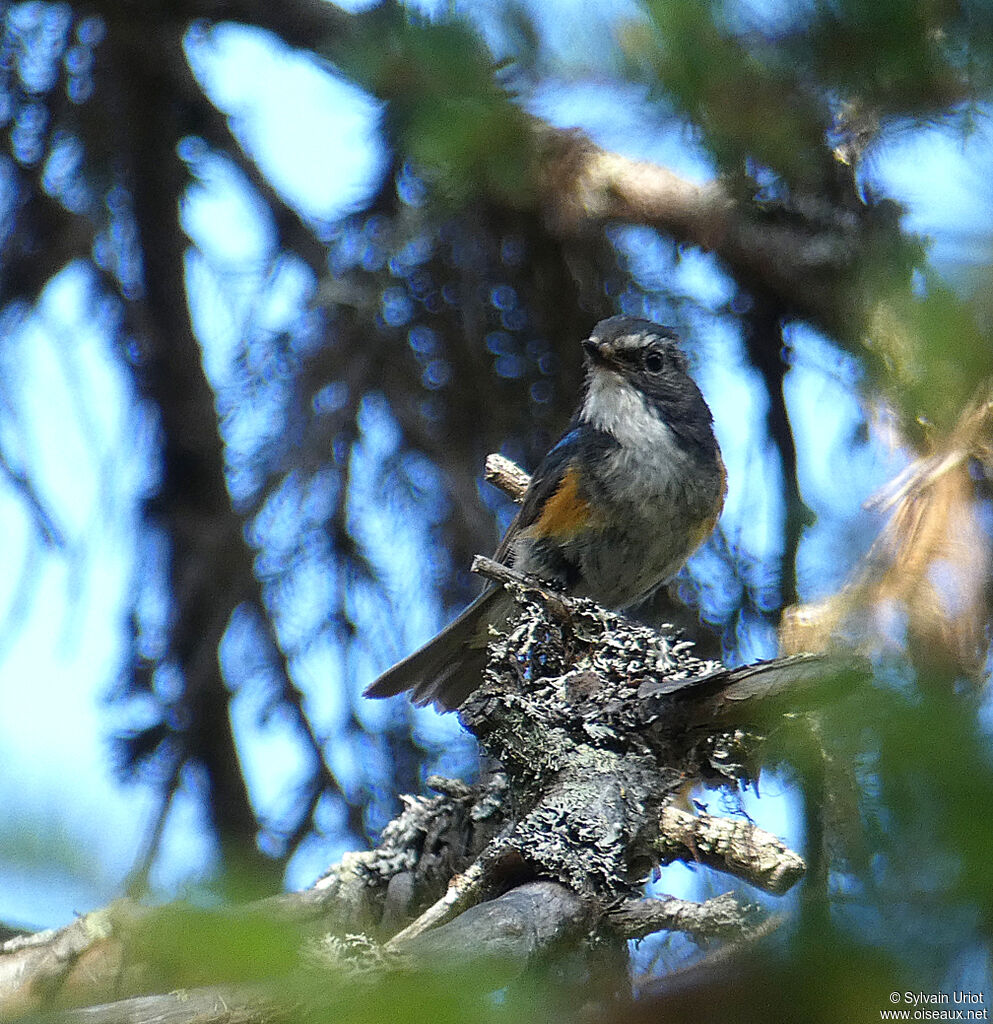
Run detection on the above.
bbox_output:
[363,587,510,711]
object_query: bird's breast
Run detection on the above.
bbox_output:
[570,419,724,607]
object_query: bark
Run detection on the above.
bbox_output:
[0,556,864,1023]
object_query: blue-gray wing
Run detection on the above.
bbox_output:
[493,423,621,565]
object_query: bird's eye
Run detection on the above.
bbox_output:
[643,351,665,374]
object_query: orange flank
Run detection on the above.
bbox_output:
[528,467,598,538]
[688,449,727,550]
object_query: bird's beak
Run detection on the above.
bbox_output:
[583,338,619,369]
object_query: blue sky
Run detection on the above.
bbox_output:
[1,9,991,931]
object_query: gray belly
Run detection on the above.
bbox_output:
[513,463,720,609]
[574,518,694,606]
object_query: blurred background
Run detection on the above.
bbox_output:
[1,0,992,1002]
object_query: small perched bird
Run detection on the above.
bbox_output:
[364,315,726,711]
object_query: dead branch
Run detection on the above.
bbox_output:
[656,808,806,896]
[0,537,865,1022]
[65,986,279,1024]
[384,858,491,949]
[470,554,573,621]
[56,884,588,1024]
[607,893,761,943]
[536,125,890,348]
[781,382,993,684]
[0,779,509,1018]
[484,453,530,502]
[396,881,589,972]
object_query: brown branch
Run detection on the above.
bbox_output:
[741,297,811,615]
[470,554,572,621]
[539,127,877,343]
[103,20,277,883]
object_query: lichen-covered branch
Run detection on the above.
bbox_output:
[0,779,509,1018]
[57,883,588,1024]
[656,808,806,896]
[0,549,855,1021]
[607,892,762,943]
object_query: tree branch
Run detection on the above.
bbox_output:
[396,881,589,974]
[0,446,66,548]
[97,14,293,884]
[741,297,811,615]
[1,540,861,1019]
[484,453,530,502]
[68,986,276,1024]
[192,4,906,352]
[607,892,763,943]
[539,126,898,346]
[656,807,806,896]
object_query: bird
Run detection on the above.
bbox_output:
[364,315,726,711]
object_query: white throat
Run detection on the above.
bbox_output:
[579,367,672,450]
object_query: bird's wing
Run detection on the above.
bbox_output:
[491,426,583,564]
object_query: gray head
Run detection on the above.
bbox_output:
[580,315,715,451]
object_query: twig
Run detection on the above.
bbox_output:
[741,298,810,613]
[484,453,530,502]
[635,910,786,997]
[0,448,65,547]
[66,985,274,1024]
[470,555,572,620]
[470,555,535,590]
[384,860,489,949]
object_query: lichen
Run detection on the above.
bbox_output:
[456,588,758,900]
